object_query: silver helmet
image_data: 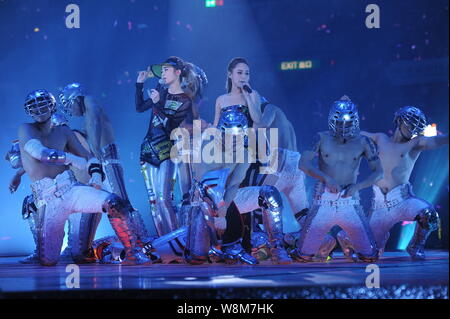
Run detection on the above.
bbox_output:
[24,89,57,118]
[394,106,427,138]
[59,82,85,116]
[328,98,360,140]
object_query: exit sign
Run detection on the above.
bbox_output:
[280,60,318,71]
[205,0,224,7]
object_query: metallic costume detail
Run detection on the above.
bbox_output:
[6,141,22,169]
[218,105,250,147]
[198,168,230,211]
[24,139,67,165]
[59,82,85,116]
[50,112,68,127]
[19,201,40,264]
[21,194,37,220]
[258,185,292,264]
[68,213,102,263]
[393,106,427,138]
[184,171,230,264]
[294,182,377,262]
[222,243,258,264]
[87,157,105,181]
[185,205,211,265]
[103,194,152,265]
[24,89,57,117]
[336,230,358,262]
[371,183,415,211]
[31,170,150,266]
[218,105,250,133]
[91,236,126,263]
[140,161,178,236]
[147,226,187,263]
[100,143,150,243]
[251,223,270,261]
[221,240,259,265]
[140,162,159,230]
[328,98,359,140]
[407,207,440,260]
[369,183,437,260]
[101,194,133,218]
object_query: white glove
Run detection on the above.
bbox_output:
[214,216,227,232]
[65,153,87,170]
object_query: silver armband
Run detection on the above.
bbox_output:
[42,148,67,165]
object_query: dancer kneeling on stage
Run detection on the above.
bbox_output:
[294,96,383,262]
[182,109,292,265]
[338,106,448,260]
[6,114,102,264]
[18,89,151,266]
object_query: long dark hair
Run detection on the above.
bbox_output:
[162,56,199,100]
[180,62,200,100]
[225,57,249,93]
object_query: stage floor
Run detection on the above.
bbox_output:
[0,251,448,299]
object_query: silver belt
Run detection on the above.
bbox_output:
[313,199,360,207]
[31,173,75,208]
[372,198,402,210]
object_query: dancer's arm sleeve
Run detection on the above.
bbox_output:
[24,139,67,165]
[135,83,158,113]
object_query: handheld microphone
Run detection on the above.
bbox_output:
[148,79,166,99]
[156,78,166,91]
[243,84,252,94]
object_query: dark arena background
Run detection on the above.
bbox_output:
[0,0,448,303]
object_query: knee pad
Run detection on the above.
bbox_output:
[102,194,132,219]
[416,207,440,231]
[258,185,283,211]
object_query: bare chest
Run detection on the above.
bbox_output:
[378,140,415,167]
[377,139,417,174]
[36,128,67,150]
[320,139,363,165]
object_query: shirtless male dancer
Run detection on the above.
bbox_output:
[294,96,383,262]
[360,106,448,260]
[183,113,292,265]
[19,89,151,265]
[59,83,150,246]
[6,113,102,263]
